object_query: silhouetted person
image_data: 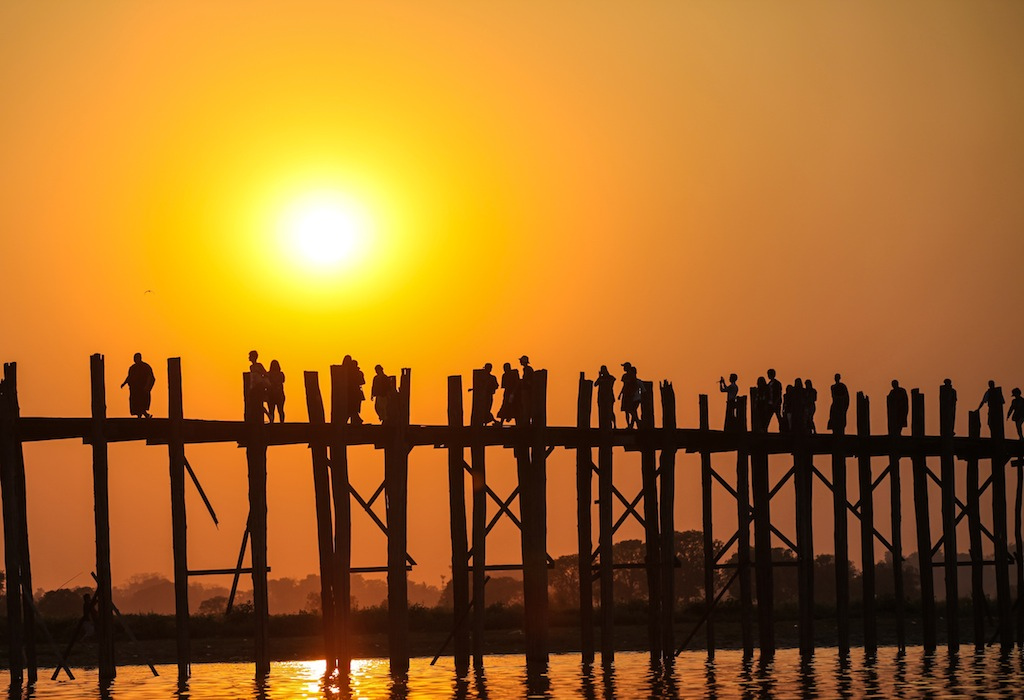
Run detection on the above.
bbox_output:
[120,352,155,418]
[341,355,365,425]
[766,368,783,431]
[805,379,818,434]
[1008,388,1024,440]
[977,380,1006,438]
[248,350,270,420]
[790,378,809,434]
[265,360,285,423]
[753,376,770,432]
[518,355,535,423]
[81,593,98,640]
[939,378,957,436]
[887,380,909,436]
[595,365,617,430]
[496,363,519,426]
[828,373,850,435]
[469,363,499,427]
[719,373,739,431]
[620,362,642,429]
[371,364,394,424]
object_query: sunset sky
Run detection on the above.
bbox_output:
[1,3,1022,595]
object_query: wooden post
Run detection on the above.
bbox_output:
[304,371,337,674]
[576,373,595,664]
[831,412,850,658]
[329,365,352,671]
[966,411,984,650]
[0,364,26,686]
[910,389,935,653]
[749,386,775,658]
[6,364,36,683]
[938,383,958,653]
[243,369,270,677]
[856,393,877,656]
[989,401,1013,650]
[470,379,487,669]
[599,385,615,665]
[659,381,677,661]
[795,432,814,657]
[447,376,470,674]
[167,358,190,681]
[735,396,753,659]
[1016,456,1024,648]
[385,369,411,675]
[640,381,661,662]
[519,370,548,668]
[699,395,715,659]
[90,354,116,684]
[886,396,905,652]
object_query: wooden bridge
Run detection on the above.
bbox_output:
[1,355,1022,688]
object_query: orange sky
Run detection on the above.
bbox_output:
[1,2,1022,593]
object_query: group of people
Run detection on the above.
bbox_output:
[117,352,1024,441]
[468,355,537,426]
[246,351,287,422]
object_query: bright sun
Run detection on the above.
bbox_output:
[280,193,370,270]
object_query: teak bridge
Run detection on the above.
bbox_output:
[1,355,1023,689]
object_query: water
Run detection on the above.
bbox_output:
[5,647,1024,698]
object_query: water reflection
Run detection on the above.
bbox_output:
[5,647,1024,698]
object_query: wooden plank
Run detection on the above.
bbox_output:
[167,358,190,681]
[856,393,877,656]
[576,373,595,664]
[938,382,959,653]
[385,369,411,675]
[0,364,26,685]
[598,389,615,665]
[520,369,549,667]
[446,376,470,673]
[734,396,753,658]
[640,381,661,662]
[658,381,677,661]
[749,386,775,658]
[329,364,352,670]
[910,389,935,653]
[90,354,117,684]
[304,371,337,674]
[243,369,270,677]
[699,395,715,659]
[966,410,984,650]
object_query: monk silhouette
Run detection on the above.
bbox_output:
[887,380,909,436]
[120,353,155,418]
[828,373,850,435]
[595,365,617,430]
[977,380,1006,438]
[939,378,957,436]
[469,363,499,426]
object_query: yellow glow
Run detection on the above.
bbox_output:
[279,192,370,271]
